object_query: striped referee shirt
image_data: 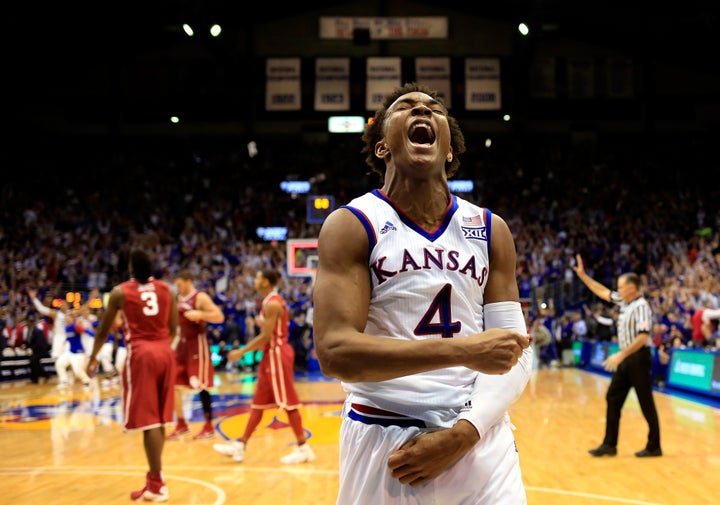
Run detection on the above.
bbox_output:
[610,291,652,349]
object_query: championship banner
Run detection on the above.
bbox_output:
[266,58,301,111]
[465,58,501,111]
[415,57,452,108]
[366,57,401,111]
[314,57,350,111]
[530,56,556,99]
[320,17,448,40]
[606,57,634,99]
[567,57,595,99]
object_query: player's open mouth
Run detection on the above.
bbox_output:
[408,122,435,145]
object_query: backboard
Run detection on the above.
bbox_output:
[286,238,319,278]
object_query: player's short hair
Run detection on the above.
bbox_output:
[260,269,280,287]
[174,269,194,281]
[129,249,153,283]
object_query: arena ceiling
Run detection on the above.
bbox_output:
[10,1,717,69]
[6,1,719,133]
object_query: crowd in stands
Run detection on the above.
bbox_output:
[1,131,719,378]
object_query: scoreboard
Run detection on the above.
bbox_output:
[307,195,335,224]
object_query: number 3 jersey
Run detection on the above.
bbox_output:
[120,278,173,344]
[341,189,492,427]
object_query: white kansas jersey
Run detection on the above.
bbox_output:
[342,189,492,427]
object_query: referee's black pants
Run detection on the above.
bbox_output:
[602,347,661,451]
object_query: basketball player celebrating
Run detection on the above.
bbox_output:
[313,83,533,504]
[27,288,70,371]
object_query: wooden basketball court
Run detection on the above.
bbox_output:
[1,367,717,505]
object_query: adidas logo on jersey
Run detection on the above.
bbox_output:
[380,221,397,234]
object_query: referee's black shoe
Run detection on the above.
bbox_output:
[588,444,617,457]
[635,448,662,457]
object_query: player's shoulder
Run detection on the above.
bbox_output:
[264,294,286,312]
[147,278,172,291]
[345,190,379,207]
[453,196,494,219]
[319,200,370,241]
[114,282,130,295]
[453,193,482,209]
[267,292,285,304]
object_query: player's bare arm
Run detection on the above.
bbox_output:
[314,209,530,383]
[168,291,178,341]
[87,285,125,377]
[228,299,277,360]
[484,214,521,304]
[184,292,225,324]
[388,419,478,487]
[28,288,57,319]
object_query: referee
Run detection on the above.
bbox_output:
[573,254,662,458]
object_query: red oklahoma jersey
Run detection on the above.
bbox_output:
[175,289,214,390]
